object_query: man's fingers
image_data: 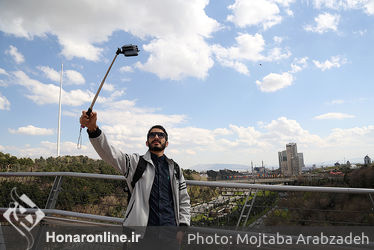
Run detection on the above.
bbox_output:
[81,110,93,119]
[80,110,97,127]
[80,111,90,124]
[80,117,88,126]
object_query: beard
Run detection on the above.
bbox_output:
[148,140,167,152]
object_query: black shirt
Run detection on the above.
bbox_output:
[147,153,176,226]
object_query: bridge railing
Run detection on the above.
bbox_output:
[1,171,373,228]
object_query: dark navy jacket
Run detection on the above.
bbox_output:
[147,153,176,226]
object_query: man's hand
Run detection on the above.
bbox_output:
[80,111,98,132]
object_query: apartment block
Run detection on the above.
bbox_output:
[278,143,304,176]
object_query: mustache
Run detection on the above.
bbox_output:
[151,139,161,143]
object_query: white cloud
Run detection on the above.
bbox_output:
[229,124,263,147]
[38,66,85,85]
[313,0,374,15]
[327,98,368,105]
[137,36,214,80]
[0,67,9,76]
[170,127,217,148]
[286,9,294,16]
[107,90,125,100]
[93,100,187,152]
[5,45,25,64]
[38,66,61,82]
[222,60,250,75]
[326,126,374,146]
[256,72,293,92]
[227,0,283,30]
[65,70,85,85]
[212,45,247,75]
[0,80,7,87]
[12,70,93,106]
[354,29,367,36]
[265,117,303,136]
[313,55,347,71]
[365,0,374,14]
[230,33,266,61]
[267,47,291,61]
[275,0,295,7]
[314,112,355,120]
[263,117,325,146]
[213,128,233,136]
[9,125,54,135]
[2,113,374,167]
[0,92,10,110]
[313,0,351,9]
[212,33,290,74]
[273,36,283,43]
[121,78,132,82]
[100,100,186,130]
[290,57,308,73]
[59,39,103,61]
[41,141,91,156]
[102,83,115,92]
[185,149,197,155]
[119,66,134,73]
[304,12,340,33]
[328,99,345,105]
[0,0,220,81]
[211,33,265,75]
[1,141,93,159]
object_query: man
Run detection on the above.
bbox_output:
[80,111,190,245]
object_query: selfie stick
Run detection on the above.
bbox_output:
[78,45,139,148]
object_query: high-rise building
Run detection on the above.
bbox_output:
[278,150,288,175]
[278,143,304,176]
[298,153,305,170]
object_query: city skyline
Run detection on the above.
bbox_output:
[0,1,374,169]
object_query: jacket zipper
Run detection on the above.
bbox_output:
[170,164,179,225]
[125,199,135,219]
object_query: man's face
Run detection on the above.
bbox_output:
[146,128,168,152]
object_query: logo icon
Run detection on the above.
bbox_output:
[3,187,45,250]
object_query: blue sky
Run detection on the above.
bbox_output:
[0,0,374,169]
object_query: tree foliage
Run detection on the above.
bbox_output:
[0,152,126,217]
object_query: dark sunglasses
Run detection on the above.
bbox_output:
[148,132,166,139]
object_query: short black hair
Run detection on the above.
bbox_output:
[147,125,168,141]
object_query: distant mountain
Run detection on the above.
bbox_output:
[306,157,366,168]
[190,156,369,172]
[190,163,251,172]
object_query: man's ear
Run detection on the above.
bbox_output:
[165,141,169,148]
[146,141,149,147]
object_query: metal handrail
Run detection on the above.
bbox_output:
[1,171,374,236]
[1,171,374,194]
[0,171,125,180]
[0,207,123,224]
[2,171,374,249]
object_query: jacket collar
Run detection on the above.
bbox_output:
[143,150,153,164]
[143,150,173,166]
